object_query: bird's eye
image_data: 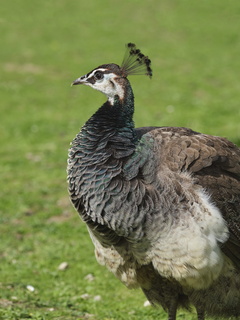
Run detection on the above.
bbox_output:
[94,71,104,81]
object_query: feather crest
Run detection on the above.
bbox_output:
[121,43,152,78]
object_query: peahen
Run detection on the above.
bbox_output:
[67,43,240,320]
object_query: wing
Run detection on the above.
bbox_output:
[143,126,240,268]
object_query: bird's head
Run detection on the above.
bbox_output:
[72,43,152,105]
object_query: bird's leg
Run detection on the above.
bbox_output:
[196,308,205,320]
[167,300,178,320]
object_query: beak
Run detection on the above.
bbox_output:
[71,75,88,86]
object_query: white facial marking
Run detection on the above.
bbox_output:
[84,69,125,104]
[87,68,106,79]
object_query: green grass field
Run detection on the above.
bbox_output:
[1,1,240,319]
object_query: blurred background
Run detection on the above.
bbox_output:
[1,1,240,319]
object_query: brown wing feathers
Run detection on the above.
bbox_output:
[146,127,240,267]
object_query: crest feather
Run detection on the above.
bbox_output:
[121,43,152,78]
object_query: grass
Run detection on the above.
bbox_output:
[1,0,240,319]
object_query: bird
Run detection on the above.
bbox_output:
[67,43,240,320]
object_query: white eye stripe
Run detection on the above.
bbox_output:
[87,68,107,79]
[79,68,124,103]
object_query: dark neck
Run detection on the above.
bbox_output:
[87,81,135,130]
[83,80,134,140]
[74,81,137,159]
